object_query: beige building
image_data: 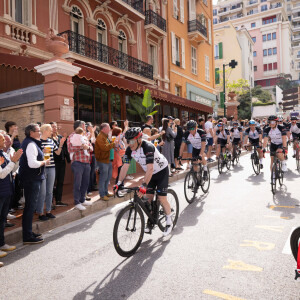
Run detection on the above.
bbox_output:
[214,22,254,114]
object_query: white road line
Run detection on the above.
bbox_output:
[282,227,296,255]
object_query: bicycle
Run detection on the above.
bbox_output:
[113,187,179,257]
[290,226,300,280]
[217,147,231,174]
[271,151,284,195]
[293,138,300,171]
[232,143,241,166]
[182,157,210,204]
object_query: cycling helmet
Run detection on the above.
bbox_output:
[291,116,298,121]
[268,115,278,121]
[186,120,197,130]
[217,122,223,127]
[125,127,142,141]
[249,120,256,125]
[233,121,239,126]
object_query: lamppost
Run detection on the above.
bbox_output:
[223,59,238,117]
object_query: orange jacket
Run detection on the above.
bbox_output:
[95,131,115,163]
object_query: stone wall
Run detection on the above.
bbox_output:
[0,102,44,140]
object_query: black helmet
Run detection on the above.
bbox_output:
[268,115,278,121]
[233,121,239,125]
[291,116,298,121]
[186,120,197,130]
[125,127,142,141]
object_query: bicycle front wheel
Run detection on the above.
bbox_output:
[290,227,300,262]
[218,155,224,174]
[251,153,260,175]
[226,156,231,170]
[296,148,300,171]
[184,171,197,204]
[278,162,284,186]
[113,204,145,257]
[271,163,277,195]
[200,166,210,194]
[158,189,179,232]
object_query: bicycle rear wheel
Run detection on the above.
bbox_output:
[226,155,231,170]
[271,163,277,195]
[218,154,224,174]
[113,204,144,257]
[251,152,260,175]
[278,161,284,186]
[200,166,210,194]
[232,145,237,166]
[290,227,300,262]
[184,171,197,204]
[158,189,179,232]
[296,148,300,171]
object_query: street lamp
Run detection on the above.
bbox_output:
[223,59,238,117]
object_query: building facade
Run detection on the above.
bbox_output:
[213,0,292,92]
[0,0,214,131]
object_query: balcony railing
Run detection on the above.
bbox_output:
[121,0,144,14]
[145,10,166,32]
[270,3,282,9]
[60,30,153,80]
[247,9,259,15]
[188,20,207,38]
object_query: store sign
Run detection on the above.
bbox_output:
[195,96,212,106]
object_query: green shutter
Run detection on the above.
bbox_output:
[220,92,224,108]
[219,42,223,59]
[215,68,220,84]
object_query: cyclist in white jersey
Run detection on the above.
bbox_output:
[230,121,243,151]
[115,127,173,236]
[290,116,300,158]
[214,122,231,158]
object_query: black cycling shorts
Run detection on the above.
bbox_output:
[232,138,241,145]
[192,147,201,158]
[249,138,261,148]
[292,133,300,140]
[217,138,227,147]
[270,143,283,157]
[147,166,169,196]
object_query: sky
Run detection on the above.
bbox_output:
[213,0,218,4]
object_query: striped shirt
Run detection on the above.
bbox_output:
[41,138,58,168]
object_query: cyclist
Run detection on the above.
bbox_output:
[215,122,231,159]
[230,121,243,156]
[178,120,208,179]
[115,127,173,236]
[243,120,264,169]
[263,115,287,175]
[290,116,300,158]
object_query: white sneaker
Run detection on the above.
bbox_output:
[126,175,134,180]
[0,250,7,258]
[82,201,92,206]
[87,192,92,196]
[0,244,16,251]
[7,213,16,220]
[282,162,288,172]
[19,198,25,205]
[163,224,173,237]
[75,204,86,211]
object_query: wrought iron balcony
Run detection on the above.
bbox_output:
[60,30,153,80]
[188,20,207,38]
[145,10,166,32]
[121,0,144,14]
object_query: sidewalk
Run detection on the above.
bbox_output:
[5,152,246,245]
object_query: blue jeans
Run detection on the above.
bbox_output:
[36,167,56,214]
[98,161,112,197]
[0,195,11,247]
[71,161,91,205]
[22,180,42,241]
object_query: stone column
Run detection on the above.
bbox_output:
[225,101,239,119]
[35,60,81,135]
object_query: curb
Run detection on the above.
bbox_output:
[5,151,248,245]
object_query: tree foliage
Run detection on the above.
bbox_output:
[273,73,298,93]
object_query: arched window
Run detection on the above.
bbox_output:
[70,6,84,35]
[10,0,32,26]
[97,19,107,45]
[118,30,127,54]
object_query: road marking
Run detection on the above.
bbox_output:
[282,227,296,255]
[240,240,275,251]
[255,225,284,232]
[264,215,290,220]
[223,260,263,272]
[269,205,295,210]
[203,289,247,300]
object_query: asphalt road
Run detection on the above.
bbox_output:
[1,152,300,300]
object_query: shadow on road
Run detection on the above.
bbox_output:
[72,238,169,300]
[211,171,232,183]
[231,163,244,173]
[246,173,266,185]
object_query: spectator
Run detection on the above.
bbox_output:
[205,115,214,162]
[36,124,66,221]
[86,122,97,196]
[141,115,154,131]
[19,123,50,244]
[5,121,21,151]
[67,120,93,211]
[0,132,23,262]
[174,119,183,170]
[50,122,70,207]
[95,123,118,201]
[162,118,177,176]
[198,117,205,130]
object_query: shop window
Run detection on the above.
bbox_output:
[181,110,189,124]
[111,93,121,122]
[164,105,171,118]
[126,95,143,125]
[173,107,179,119]
[78,84,94,123]
[95,88,109,124]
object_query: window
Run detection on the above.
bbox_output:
[175,37,180,66]
[175,85,181,97]
[205,55,210,82]
[97,19,107,45]
[253,51,257,57]
[214,42,223,59]
[251,22,256,28]
[213,9,217,16]
[273,62,277,69]
[262,15,276,25]
[268,63,272,70]
[267,33,271,40]
[203,0,208,6]
[11,0,32,26]
[261,0,267,2]
[215,68,220,84]
[263,49,267,56]
[252,37,256,43]
[118,30,127,54]
[213,18,218,24]
[254,66,257,71]
[149,44,157,76]
[173,0,178,19]
[268,48,272,56]
[273,47,277,55]
[261,4,267,11]
[191,46,197,74]
[262,35,266,42]
[272,32,276,40]
[264,64,268,71]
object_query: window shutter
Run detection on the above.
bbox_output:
[180,0,184,23]
[220,92,224,108]
[189,0,196,21]
[208,19,212,45]
[218,42,223,59]
[173,0,178,18]
[181,38,185,69]
[215,68,220,84]
[171,32,176,64]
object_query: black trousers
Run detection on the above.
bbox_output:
[54,161,66,203]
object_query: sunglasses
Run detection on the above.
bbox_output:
[128,140,136,145]
[270,121,276,124]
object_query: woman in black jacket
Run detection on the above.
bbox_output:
[174,119,183,170]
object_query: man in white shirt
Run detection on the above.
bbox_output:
[205,115,214,162]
